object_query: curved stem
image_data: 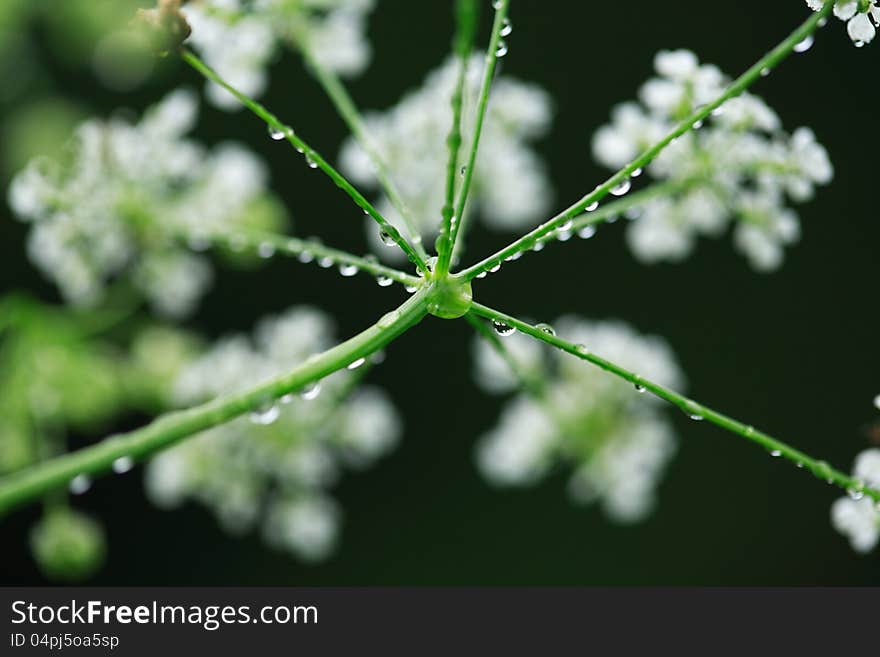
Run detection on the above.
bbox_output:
[436,0,479,277]
[446,0,510,270]
[184,228,421,287]
[0,290,431,517]
[297,46,429,262]
[181,50,428,273]
[468,301,880,503]
[466,313,544,398]
[459,3,832,280]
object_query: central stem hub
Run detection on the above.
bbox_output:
[425,274,473,319]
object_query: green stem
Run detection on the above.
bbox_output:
[446,0,510,270]
[297,46,429,262]
[458,3,832,280]
[0,290,431,517]
[184,227,421,288]
[181,50,428,273]
[468,301,880,503]
[436,0,479,277]
[466,313,544,398]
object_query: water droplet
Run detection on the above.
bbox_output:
[489,263,502,273]
[847,484,865,501]
[250,402,280,425]
[625,207,642,221]
[692,119,704,130]
[815,460,833,484]
[770,449,782,457]
[476,271,488,279]
[634,383,646,393]
[504,252,523,262]
[605,215,619,224]
[532,241,545,252]
[347,357,366,370]
[493,320,516,337]
[585,201,599,212]
[460,165,467,177]
[377,310,401,329]
[818,17,828,28]
[611,179,631,196]
[744,426,755,437]
[317,256,333,268]
[268,125,286,141]
[69,474,92,495]
[578,225,597,239]
[112,456,134,474]
[258,242,275,259]
[631,168,643,178]
[556,230,573,242]
[280,393,294,404]
[495,40,508,58]
[710,106,724,117]
[379,229,396,247]
[376,275,393,287]
[500,18,513,37]
[536,323,556,336]
[793,34,814,53]
[558,219,573,232]
[682,400,703,421]
[760,67,771,77]
[874,393,880,410]
[300,382,321,401]
[339,263,358,277]
[305,154,319,169]
[405,284,418,293]
[574,344,590,356]
[855,40,866,48]
[297,250,314,264]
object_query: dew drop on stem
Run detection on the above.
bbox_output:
[112,456,134,474]
[495,40,508,58]
[339,263,358,277]
[611,179,631,196]
[379,229,396,247]
[69,474,92,495]
[536,323,556,336]
[493,320,516,337]
[347,357,366,371]
[793,34,814,53]
[376,275,393,287]
[500,18,513,37]
[301,382,321,401]
[250,402,280,425]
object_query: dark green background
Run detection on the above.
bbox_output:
[2,1,878,585]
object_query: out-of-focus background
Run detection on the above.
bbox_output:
[1,0,878,584]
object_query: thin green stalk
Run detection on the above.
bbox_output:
[0,290,431,516]
[181,50,428,273]
[468,301,880,504]
[297,46,429,262]
[436,0,479,277]
[458,3,833,280]
[446,0,510,269]
[184,227,421,288]
[466,313,544,398]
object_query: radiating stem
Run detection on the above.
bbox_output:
[436,0,479,277]
[297,46,429,262]
[446,0,510,270]
[181,50,428,273]
[0,290,431,516]
[182,227,421,288]
[468,301,880,503]
[458,3,833,280]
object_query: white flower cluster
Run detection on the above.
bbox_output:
[339,55,554,259]
[831,447,880,553]
[807,0,880,46]
[7,90,282,318]
[592,49,833,272]
[183,0,375,110]
[145,305,402,561]
[473,318,684,523]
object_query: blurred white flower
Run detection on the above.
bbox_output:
[183,0,375,110]
[592,49,832,272]
[807,1,880,46]
[830,448,880,553]
[474,318,684,524]
[339,55,554,260]
[145,305,402,561]
[7,89,284,317]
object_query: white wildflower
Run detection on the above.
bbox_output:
[592,49,832,272]
[474,318,684,524]
[830,448,880,553]
[183,0,375,110]
[807,1,880,46]
[145,305,402,561]
[339,55,554,260]
[7,90,285,317]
